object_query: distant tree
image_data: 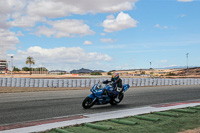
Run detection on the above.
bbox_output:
[166,72,176,76]
[91,72,102,75]
[22,67,30,71]
[13,67,21,72]
[141,71,145,75]
[107,72,112,75]
[26,56,35,75]
[35,67,48,71]
[40,67,48,71]
[57,72,65,75]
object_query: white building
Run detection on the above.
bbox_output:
[0,60,7,73]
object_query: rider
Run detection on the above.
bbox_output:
[103,73,123,97]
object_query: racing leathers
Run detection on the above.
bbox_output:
[103,78,123,97]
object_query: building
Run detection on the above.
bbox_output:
[0,60,7,73]
[49,70,67,74]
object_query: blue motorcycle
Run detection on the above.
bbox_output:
[82,82,130,109]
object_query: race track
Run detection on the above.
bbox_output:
[0,85,200,125]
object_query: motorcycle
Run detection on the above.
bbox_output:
[82,81,130,109]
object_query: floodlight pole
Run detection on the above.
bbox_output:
[186,53,189,73]
[11,56,13,77]
[150,62,152,69]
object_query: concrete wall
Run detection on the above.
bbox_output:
[0,78,200,88]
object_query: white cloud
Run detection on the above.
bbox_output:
[34,26,56,37]
[100,33,106,36]
[155,24,160,28]
[163,26,168,29]
[27,0,138,18]
[156,60,168,63]
[14,46,112,70]
[177,0,193,2]
[154,24,168,29]
[8,16,45,28]
[178,14,186,17]
[84,41,93,45]
[100,38,118,43]
[34,19,95,38]
[0,29,20,59]
[102,12,138,32]
[6,0,138,28]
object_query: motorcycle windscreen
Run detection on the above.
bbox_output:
[123,84,130,92]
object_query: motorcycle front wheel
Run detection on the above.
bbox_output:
[82,97,95,109]
[110,93,124,105]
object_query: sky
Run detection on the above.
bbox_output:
[0,0,200,72]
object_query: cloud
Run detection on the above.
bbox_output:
[27,0,138,18]
[84,41,93,45]
[100,38,118,43]
[0,29,20,59]
[100,33,106,36]
[34,19,95,37]
[6,0,138,28]
[177,0,193,2]
[14,46,112,70]
[0,0,138,63]
[8,16,45,28]
[163,26,168,29]
[0,0,27,29]
[102,12,138,32]
[154,24,168,29]
[155,24,160,28]
[178,14,186,17]
[156,60,168,63]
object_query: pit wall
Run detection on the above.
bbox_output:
[0,78,200,88]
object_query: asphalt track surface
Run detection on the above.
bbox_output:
[0,85,200,126]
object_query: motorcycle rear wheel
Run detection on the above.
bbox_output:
[110,93,124,105]
[82,97,95,109]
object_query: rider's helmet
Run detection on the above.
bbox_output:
[112,73,119,82]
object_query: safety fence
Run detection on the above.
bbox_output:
[0,78,200,88]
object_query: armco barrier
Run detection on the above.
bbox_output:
[0,78,200,88]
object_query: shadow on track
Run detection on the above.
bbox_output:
[83,104,130,110]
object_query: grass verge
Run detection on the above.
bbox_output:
[41,106,200,133]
